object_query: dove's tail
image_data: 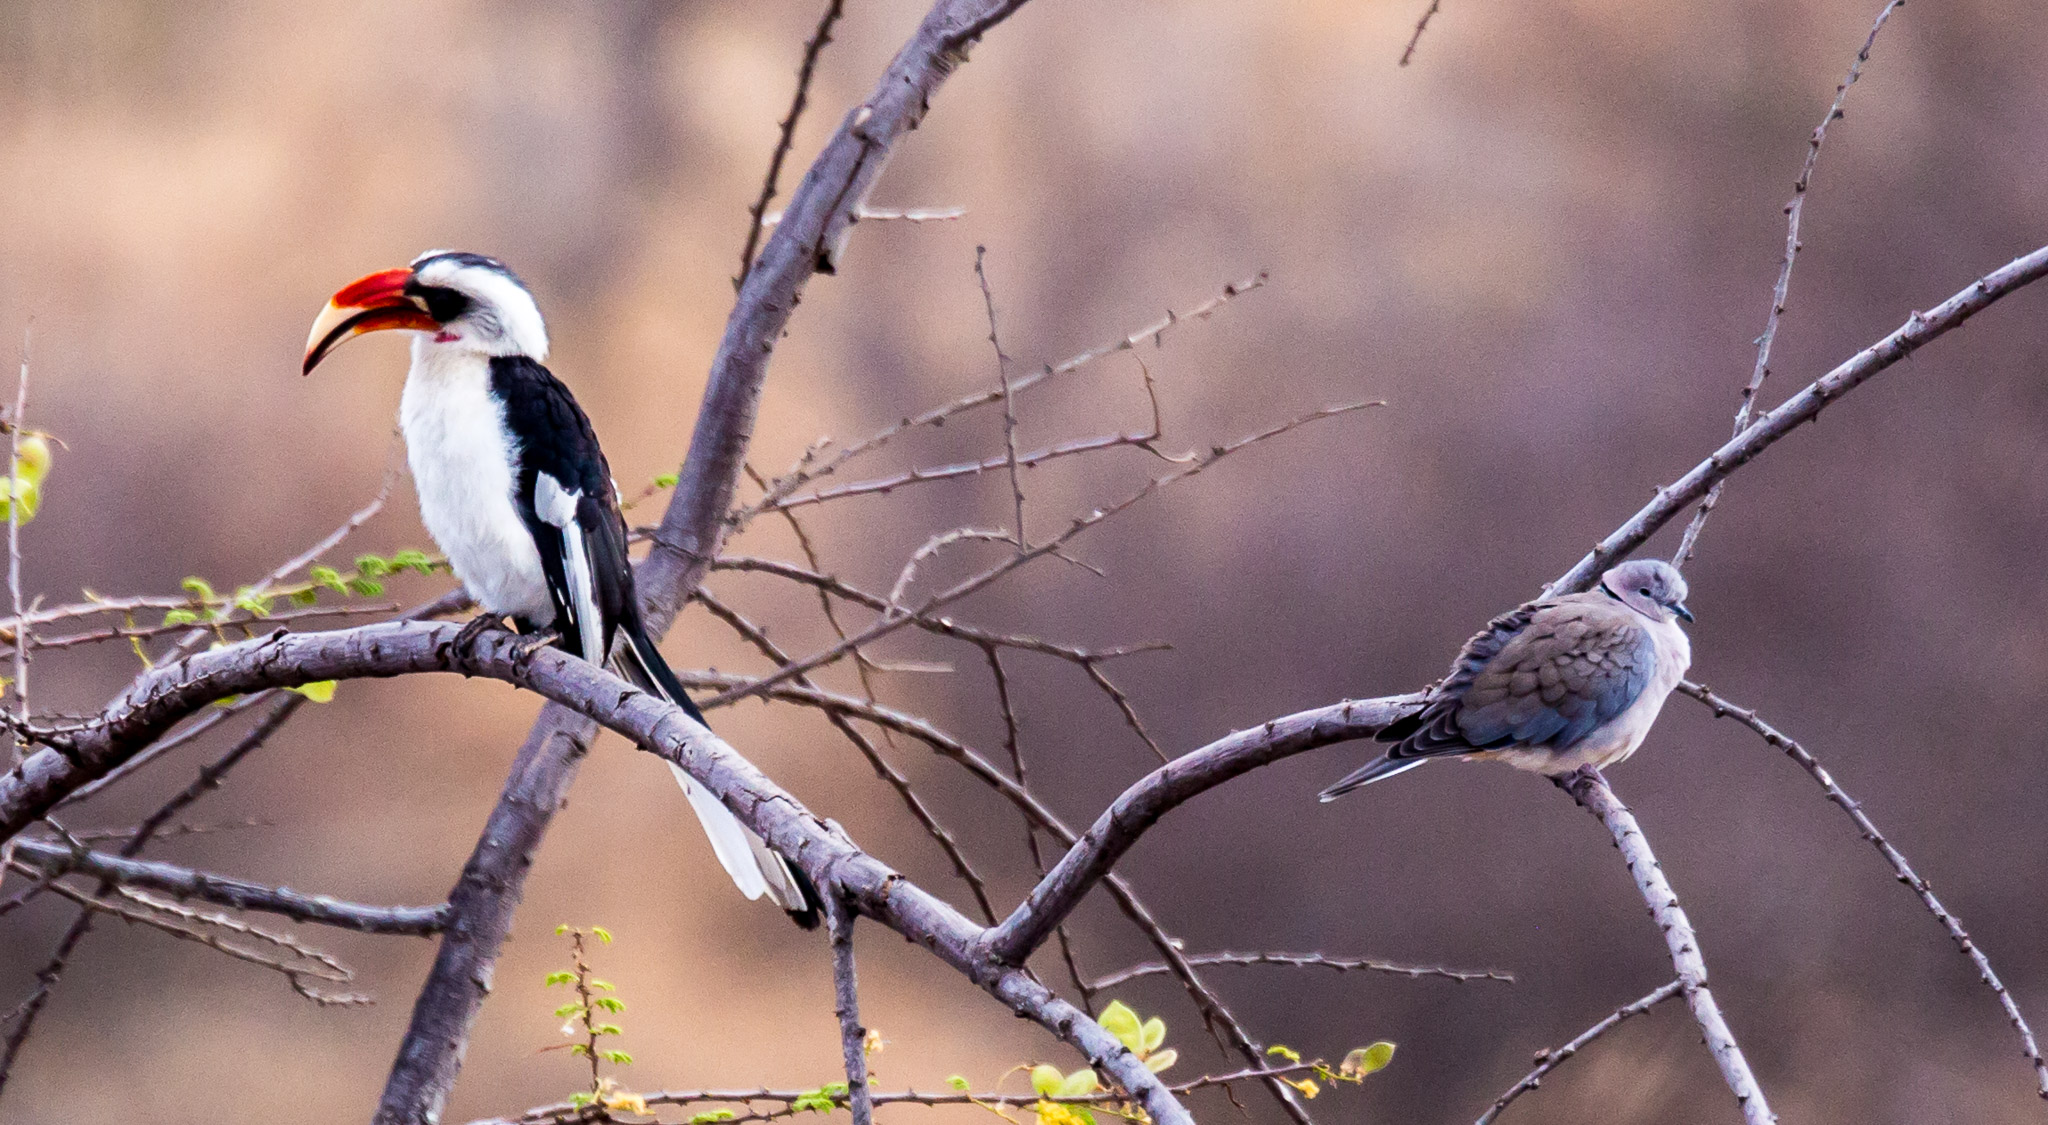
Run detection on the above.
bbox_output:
[613,621,821,930]
[1317,755,1430,801]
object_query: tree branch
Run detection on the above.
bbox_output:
[8,836,447,936]
[1555,768,1774,1124]
[1088,950,1513,990]
[1474,979,1683,1125]
[1548,241,2048,597]
[1680,681,2048,1097]
[825,897,873,1125]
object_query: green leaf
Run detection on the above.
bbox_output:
[1143,1048,1177,1074]
[1140,1016,1166,1053]
[568,1044,590,1057]
[543,971,576,987]
[181,577,216,603]
[1030,1065,1065,1098]
[555,924,570,935]
[946,1076,971,1091]
[688,1111,736,1125]
[1098,1001,1142,1052]
[555,1003,585,1019]
[1339,1042,1396,1079]
[162,609,201,627]
[1056,1069,1099,1097]
[594,1024,623,1037]
[289,588,319,606]
[354,554,392,577]
[601,1049,633,1065]
[310,565,347,593]
[568,1092,596,1108]
[592,996,625,1013]
[1266,1045,1302,1064]
[392,548,434,574]
[653,472,679,489]
[591,926,613,944]
[590,979,616,991]
[346,577,384,597]
[289,680,337,703]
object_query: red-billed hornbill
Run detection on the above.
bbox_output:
[303,250,820,928]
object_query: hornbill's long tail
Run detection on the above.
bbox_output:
[613,620,822,930]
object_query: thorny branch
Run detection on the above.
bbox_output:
[1088,950,1514,990]
[1474,979,1684,1125]
[1680,681,2048,1097]
[1674,0,1908,567]
[1555,768,1774,1124]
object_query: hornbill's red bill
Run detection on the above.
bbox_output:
[303,250,821,929]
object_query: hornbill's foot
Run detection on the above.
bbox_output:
[453,612,510,651]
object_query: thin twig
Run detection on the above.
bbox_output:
[734,271,1268,523]
[976,246,1028,550]
[714,402,1381,708]
[1475,980,1683,1125]
[481,1061,1337,1125]
[737,0,847,288]
[1556,768,1774,1124]
[1681,681,2048,1097]
[8,836,447,935]
[13,860,369,1005]
[1674,0,1908,568]
[760,204,967,228]
[1399,0,1444,66]
[1089,950,1514,990]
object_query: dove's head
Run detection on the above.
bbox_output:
[1603,559,1693,625]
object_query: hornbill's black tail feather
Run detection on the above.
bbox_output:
[614,621,822,930]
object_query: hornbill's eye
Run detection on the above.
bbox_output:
[405,283,471,323]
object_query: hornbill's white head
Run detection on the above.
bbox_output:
[303,250,549,374]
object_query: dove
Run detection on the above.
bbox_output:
[1319,558,1693,799]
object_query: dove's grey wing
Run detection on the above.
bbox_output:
[1385,598,1656,761]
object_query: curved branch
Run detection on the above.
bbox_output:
[1475,979,1682,1125]
[982,694,1420,964]
[1681,681,2048,1097]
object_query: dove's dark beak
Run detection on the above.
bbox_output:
[1674,602,1695,624]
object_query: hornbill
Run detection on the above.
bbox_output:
[303,250,820,928]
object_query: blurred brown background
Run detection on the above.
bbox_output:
[3,0,2047,1122]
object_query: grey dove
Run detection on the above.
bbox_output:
[1319,558,1694,799]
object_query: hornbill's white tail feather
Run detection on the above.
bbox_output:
[616,626,822,929]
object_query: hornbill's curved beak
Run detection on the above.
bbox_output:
[303,268,437,375]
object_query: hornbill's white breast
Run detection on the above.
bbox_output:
[398,342,552,622]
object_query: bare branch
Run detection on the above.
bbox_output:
[1089,950,1514,990]
[737,0,847,288]
[735,270,1268,522]
[714,402,1381,708]
[1681,681,2048,1097]
[1675,0,1908,567]
[975,245,1028,550]
[1554,768,1774,1124]
[983,693,1420,964]
[13,860,369,1006]
[826,898,874,1125]
[760,204,968,228]
[1549,241,2048,597]
[1475,979,1683,1125]
[8,836,447,936]
[1399,0,1444,66]
[477,1061,1337,1125]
